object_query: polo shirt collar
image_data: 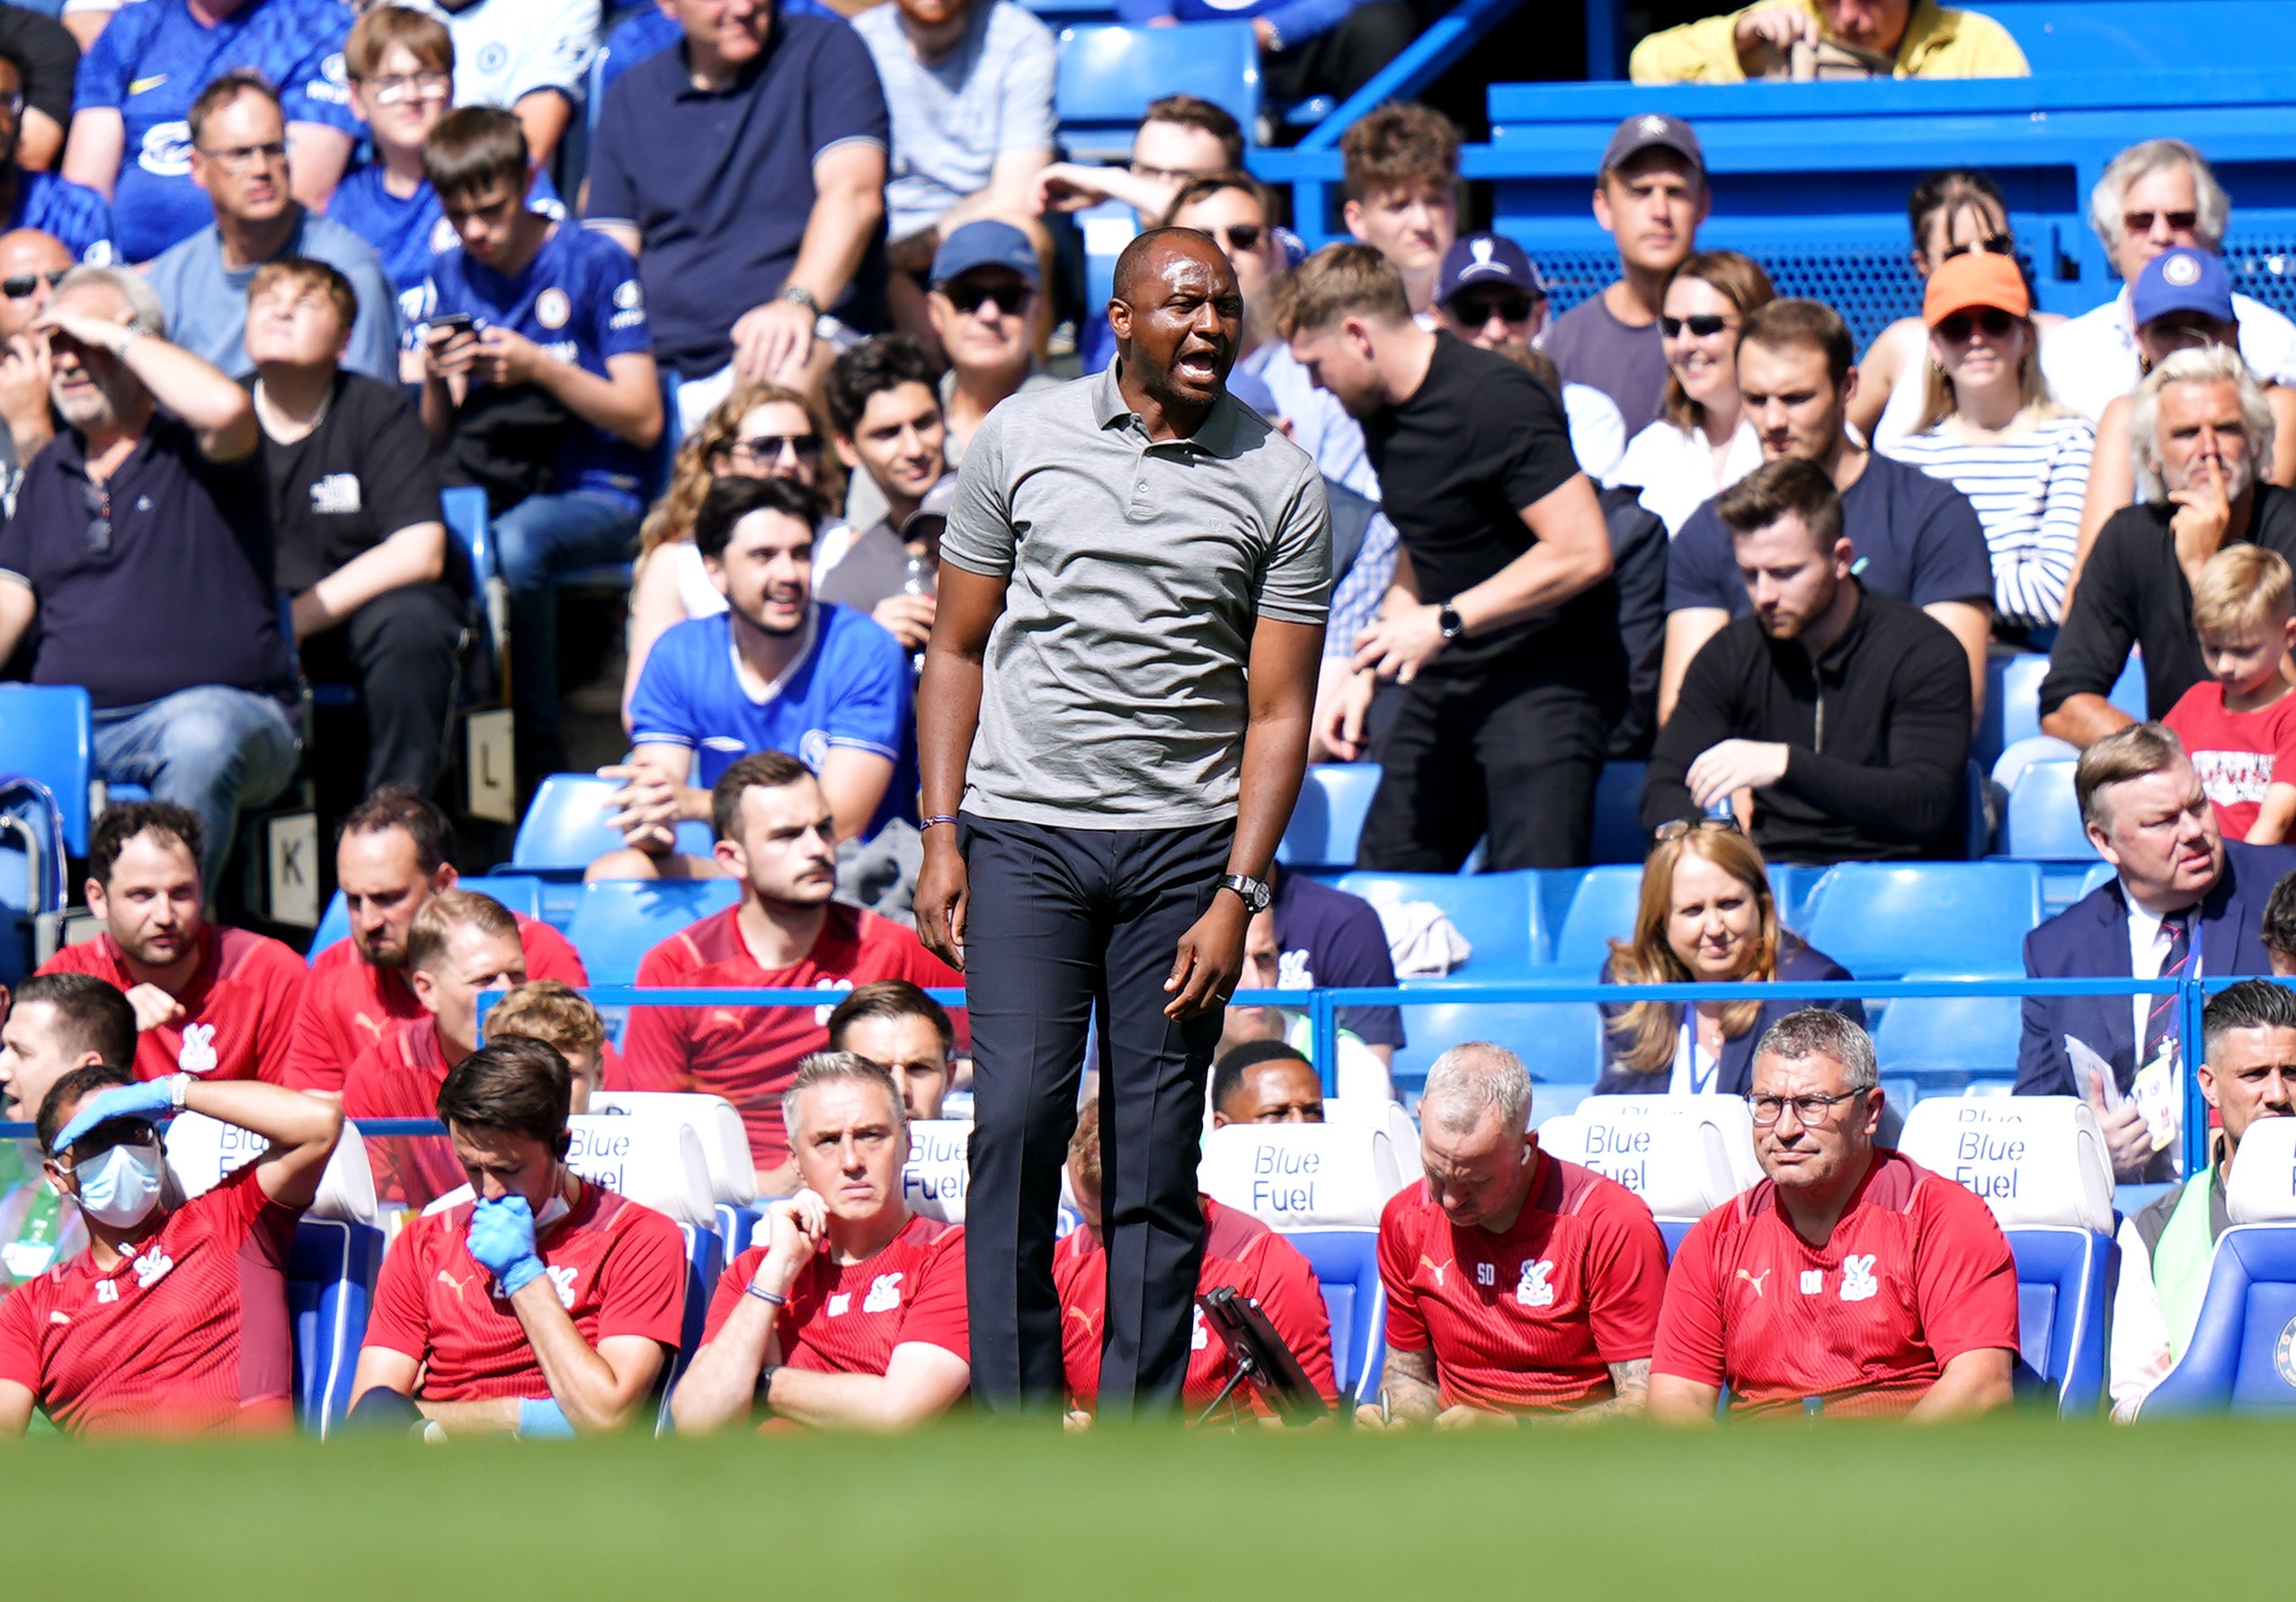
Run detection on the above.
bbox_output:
[1092,359,1251,457]
[52,413,173,477]
[672,19,782,101]
[1894,0,1957,67]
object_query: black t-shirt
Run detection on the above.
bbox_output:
[0,4,81,129]
[253,371,444,592]
[0,416,294,708]
[1361,331,1619,682]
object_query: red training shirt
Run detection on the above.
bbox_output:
[40,924,307,1085]
[705,1212,969,1378]
[612,903,960,1171]
[363,1179,688,1402]
[2162,680,2296,841]
[1378,1148,1669,1414]
[283,913,589,1092]
[1651,1149,2020,1418]
[0,1163,298,1436]
[1055,1197,1337,1420]
[343,1019,466,1210]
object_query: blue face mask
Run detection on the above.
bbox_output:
[71,1140,164,1229]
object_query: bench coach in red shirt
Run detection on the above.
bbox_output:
[1651,1008,2019,1421]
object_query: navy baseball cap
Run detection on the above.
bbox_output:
[2132,246,2235,325]
[930,221,1040,289]
[1436,234,1546,307]
[1600,112,1704,177]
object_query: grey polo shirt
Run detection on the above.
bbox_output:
[941,362,1331,829]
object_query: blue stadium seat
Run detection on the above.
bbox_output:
[1871,971,2023,1088]
[306,874,551,961]
[1286,1230,1385,1408]
[1548,864,1642,976]
[1973,0,2296,76]
[1991,733,2076,794]
[512,772,717,878]
[1976,652,2051,773]
[2139,1227,2296,1416]
[1278,763,1382,871]
[0,683,95,857]
[565,877,742,986]
[2002,760,2096,861]
[1386,1001,1603,1091]
[289,1218,385,1438]
[442,485,492,585]
[1588,761,1646,866]
[1771,863,1828,931]
[1798,860,2043,980]
[1055,23,1259,162]
[1334,868,1540,975]
[2007,1227,2113,1416]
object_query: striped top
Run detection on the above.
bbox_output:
[1882,413,2096,631]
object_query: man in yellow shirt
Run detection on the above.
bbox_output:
[1631,0,2029,82]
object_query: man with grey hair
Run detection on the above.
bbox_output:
[2042,138,2296,422]
[671,1053,971,1433]
[1362,1041,1667,1428]
[2042,345,2296,752]
[1651,1009,2019,1420]
[0,263,297,887]
[2016,723,2296,1180]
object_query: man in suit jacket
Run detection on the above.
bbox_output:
[2017,723,2296,1179]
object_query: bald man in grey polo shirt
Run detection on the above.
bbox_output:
[917,227,1330,1419]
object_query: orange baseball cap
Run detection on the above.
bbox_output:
[1924,252,2030,328]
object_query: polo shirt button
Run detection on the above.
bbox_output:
[1136,481,1148,492]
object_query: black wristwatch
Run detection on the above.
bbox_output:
[1437,604,1465,641]
[1218,873,1273,914]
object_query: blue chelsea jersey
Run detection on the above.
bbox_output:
[328,162,565,323]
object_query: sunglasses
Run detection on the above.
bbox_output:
[1,268,64,299]
[1660,313,1733,338]
[2123,209,2200,236]
[723,432,822,466]
[944,280,1032,317]
[82,478,111,556]
[1453,290,1536,325]
[1937,232,2015,262]
[1936,307,2019,342]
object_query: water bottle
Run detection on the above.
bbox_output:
[903,553,936,597]
[1704,792,1736,823]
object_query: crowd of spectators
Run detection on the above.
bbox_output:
[0,0,2283,1442]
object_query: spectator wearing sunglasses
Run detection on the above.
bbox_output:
[1597,817,1860,1097]
[924,221,1057,470]
[2044,140,2296,426]
[1852,171,2064,452]
[621,380,833,729]
[1608,249,1772,536]
[2074,248,2296,595]
[0,265,300,886]
[0,38,112,265]
[0,227,69,514]
[1644,457,1973,866]
[817,334,951,654]
[144,75,399,386]
[1881,251,2093,638]
[1436,232,1626,484]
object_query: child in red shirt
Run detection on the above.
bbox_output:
[2164,544,2296,842]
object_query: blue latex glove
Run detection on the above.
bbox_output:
[50,1080,175,1153]
[467,1196,547,1297]
[518,1398,575,1438]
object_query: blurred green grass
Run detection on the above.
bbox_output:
[0,1413,2274,1597]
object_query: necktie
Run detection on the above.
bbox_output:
[2143,910,2193,1064]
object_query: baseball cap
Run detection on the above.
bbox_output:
[1436,234,1546,307]
[1599,112,1704,178]
[1923,250,2030,327]
[2132,245,2235,326]
[930,221,1039,289]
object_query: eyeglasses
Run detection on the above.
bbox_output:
[1653,815,1742,842]
[722,432,822,467]
[1,269,65,300]
[1454,290,1536,326]
[1937,232,2015,262]
[2123,209,2200,236]
[81,479,111,556]
[198,140,287,171]
[1746,1090,1867,1126]
[1660,314,1734,338]
[356,70,451,104]
[943,280,1032,317]
[1936,307,2019,343]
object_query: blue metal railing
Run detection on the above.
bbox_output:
[0,975,2214,1178]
